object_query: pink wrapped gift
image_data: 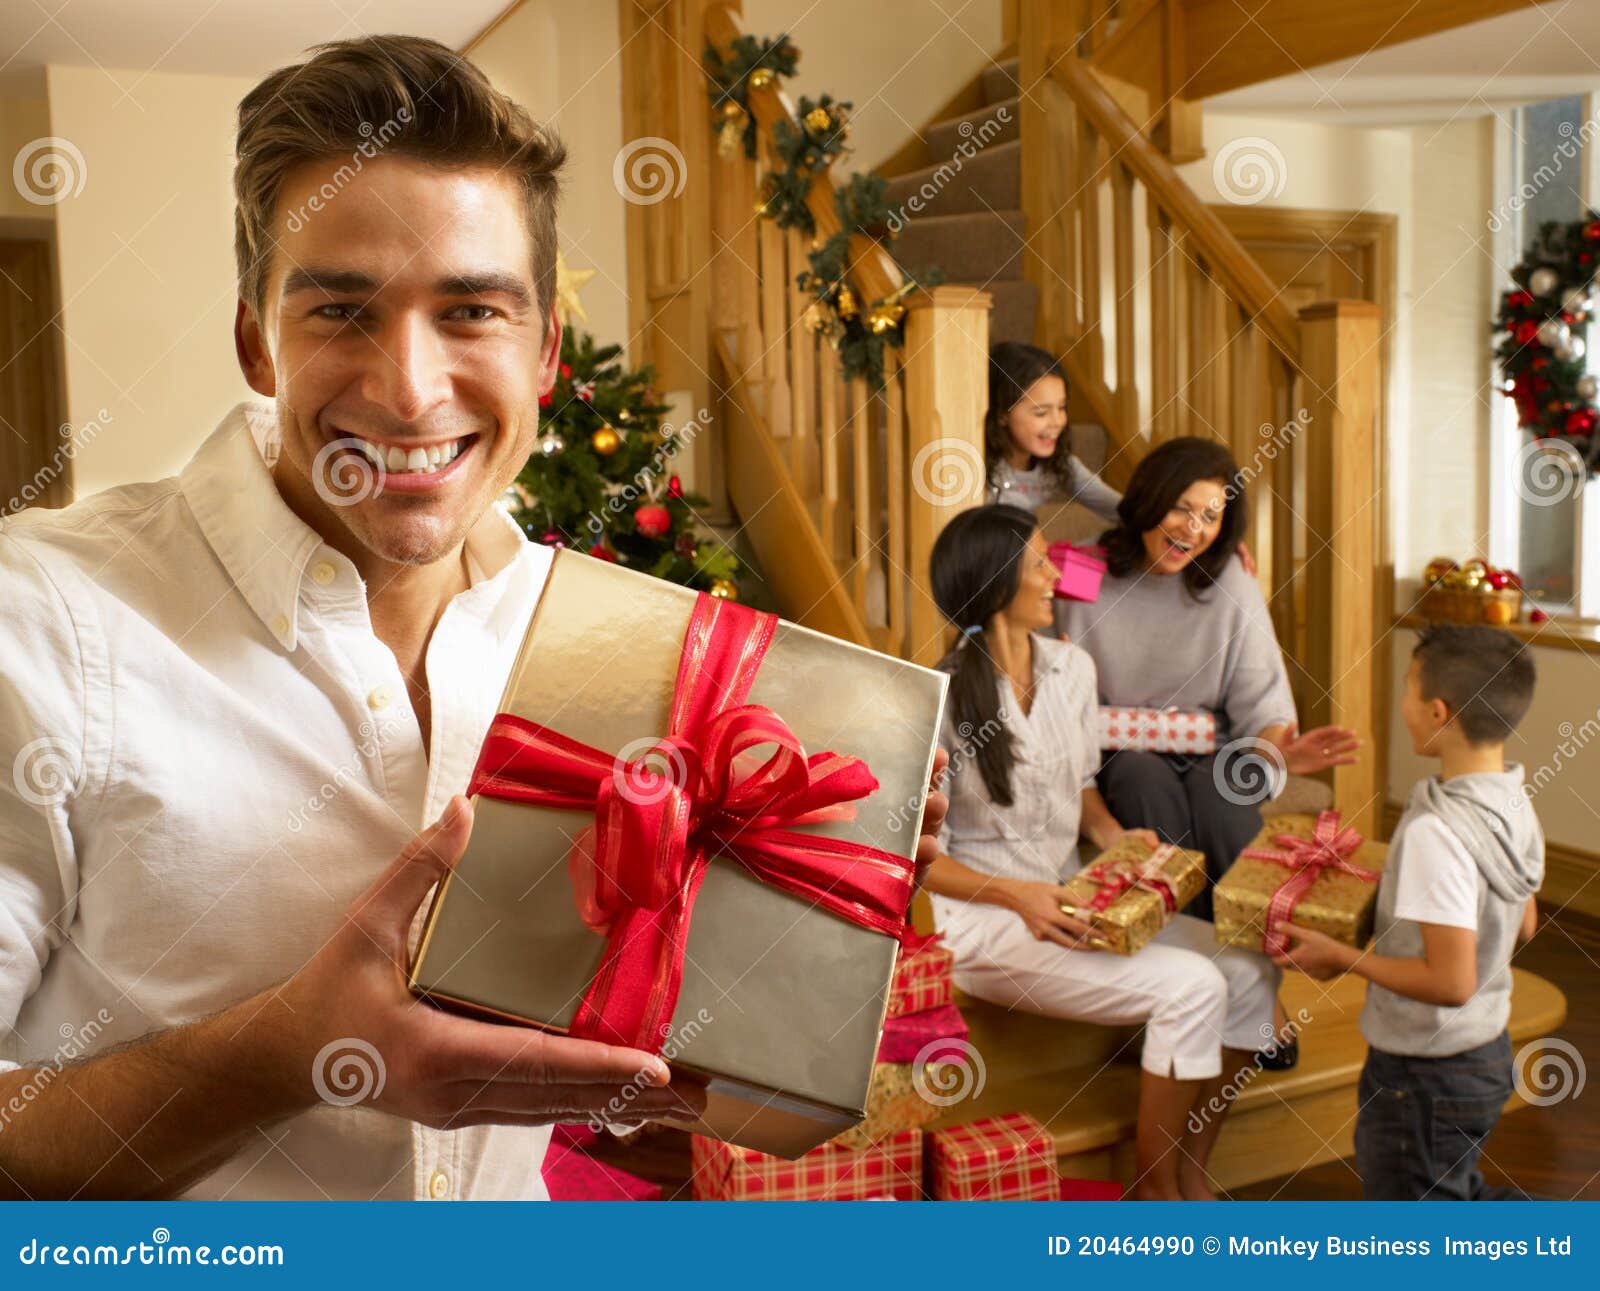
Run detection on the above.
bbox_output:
[541,1123,662,1201]
[876,1002,968,1063]
[1047,541,1107,603]
[886,931,953,1019]
[1098,706,1217,755]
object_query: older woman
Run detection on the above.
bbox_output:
[1060,439,1360,1065]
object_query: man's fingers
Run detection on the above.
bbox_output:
[437,1078,706,1123]
[360,795,476,933]
[455,1026,672,1088]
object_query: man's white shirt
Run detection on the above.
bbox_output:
[0,402,556,1199]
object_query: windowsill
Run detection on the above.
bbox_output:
[1395,612,1600,656]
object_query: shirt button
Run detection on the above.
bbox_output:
[367,686,393,711]
[427,1169,450,1200]
[310,560,336,585]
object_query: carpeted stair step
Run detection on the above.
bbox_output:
[892,209,1028,283]
[978,278,1039,346]
[980,56,1020,107]
[883,138,1020,220]
[924,94,1021,158]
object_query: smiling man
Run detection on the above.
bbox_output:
[0,35,946,1201]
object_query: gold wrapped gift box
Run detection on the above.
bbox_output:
[827,1061,943,1150]
[1213,812,1387,951]
[1058,838,1208,955]
[406,549,947,1159]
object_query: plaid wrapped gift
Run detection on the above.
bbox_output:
[886,931,953,1019]
[876,1002,968,1063]
[829,1061,944,1150]
[926,1112,1060,1201]
[1214,811,1386,955]
[1098,706,1217,755]
[689,1129,923,1201]
[1058,839,1208,955]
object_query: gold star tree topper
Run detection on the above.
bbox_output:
[554,249,597,327]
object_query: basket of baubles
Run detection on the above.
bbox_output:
[1418,557,1526,626]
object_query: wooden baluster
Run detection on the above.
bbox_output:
[1210,284,1233,445]
[1077,114,1104,380]
[1111,159,1138,436]
[758,217,794,443]
[786,228,817,498]
[849,375,872,626]
[1148,201,1175,442]
[1172,227,1192,438]
[1296,300,1381,836]
[817,343,843,560]
[884,347,908,658]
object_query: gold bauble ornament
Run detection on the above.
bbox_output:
[835,285,858,319]
[709,578,739,601]
[804,106,831,134]
[592,426,622,456]
[1422,557,1456,585]
[748,68,774,92]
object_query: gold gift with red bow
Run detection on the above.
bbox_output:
[408,549,947,1158]
[1214,811,1387,953]
[1057,838,1207,955]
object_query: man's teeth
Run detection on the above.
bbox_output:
[347,437,464,474]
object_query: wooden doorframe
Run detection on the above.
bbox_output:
[0,228,69,513]
[1210,204,1399,833]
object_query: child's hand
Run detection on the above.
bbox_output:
[1270,924,1355,979]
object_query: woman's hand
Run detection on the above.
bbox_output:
[1266,722,1362,776]
[1092,825,1162,853]
[1003,880,1107,951]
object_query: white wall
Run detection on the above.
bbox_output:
[46,64,256,497]
[471,0,631,349]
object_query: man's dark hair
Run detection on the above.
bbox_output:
[1412,623,1536,745]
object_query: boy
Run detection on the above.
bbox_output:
[1274,623,1542,1200]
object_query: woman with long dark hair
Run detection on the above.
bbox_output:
[921,503,1277,1200]
[1060,438,1362,1065]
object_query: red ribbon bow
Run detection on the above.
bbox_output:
[466,594,916,1052]
[1240,810,1381,955]
[1083,844,1180,915]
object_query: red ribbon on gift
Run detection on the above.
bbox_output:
[1082,844,1180,915]
[1239,810,1381,956]
[465,593,917,1052]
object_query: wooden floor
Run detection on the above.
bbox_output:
[586,912,1593,1201]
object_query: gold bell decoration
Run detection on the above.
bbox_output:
[748,68,774,92]
[709,577,739,601]
[834,284,859,320]
[866,300,906,335]
[591,426,622,457]
[717,101,748,160]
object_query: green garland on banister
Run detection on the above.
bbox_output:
[704,32,945,389]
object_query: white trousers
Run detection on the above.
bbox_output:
[929,896,1280,1081]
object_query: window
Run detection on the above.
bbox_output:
[1489,94,1599,616]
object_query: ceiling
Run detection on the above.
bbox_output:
[0,0,509,95]
[1208,1,1600,126]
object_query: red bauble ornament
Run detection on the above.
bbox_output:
[1509,290,1534,309]
[1514,319,1539,345]
[634,503,671,538]
[1533,355,1550,369]
[588,544,617,562]
[1530,607,1548,624]
[539,529,567,547]
[1585,220,1600,241]
[559,362,572,378]
[539,391,553,408]
[667,474,683,499]
[1486,569,1511,590]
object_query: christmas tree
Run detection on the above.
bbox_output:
[504,256,743,598]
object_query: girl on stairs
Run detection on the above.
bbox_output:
[921,503,1278,1200]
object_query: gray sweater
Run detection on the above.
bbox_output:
[1360,769,1543,1058]
[1058,557,1296,742]
[986,454,1122,524]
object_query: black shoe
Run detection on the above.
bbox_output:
[1255,1034,1299,1072]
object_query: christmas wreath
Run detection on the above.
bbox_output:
[1495,210,1600,470]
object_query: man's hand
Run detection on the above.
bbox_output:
[1269,923,1355,980]
[913,747,949,890]
[276,795,706,1131]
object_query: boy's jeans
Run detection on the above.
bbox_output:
[1354,1031,1534,1199]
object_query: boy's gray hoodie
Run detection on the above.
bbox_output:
[1360,766,1544,1058]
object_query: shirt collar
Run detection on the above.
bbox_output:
[179,401,529,651]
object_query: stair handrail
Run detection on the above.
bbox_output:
[1050,54,1301,366]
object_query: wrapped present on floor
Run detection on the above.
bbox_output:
[1099,706,1217,755]
[541,1123,662,1201]
[690,1129,923,1200]
[926,1112,1061,1201]
[828,1061,944,1150]
[877,1002,968,1064]
[1059,1177,1125,1200]
[1057,839,1208,955]
[408,548,948,1160]
[886,931,954,1018]
[1047,540,1107,603]
[1214,810,1387,955]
